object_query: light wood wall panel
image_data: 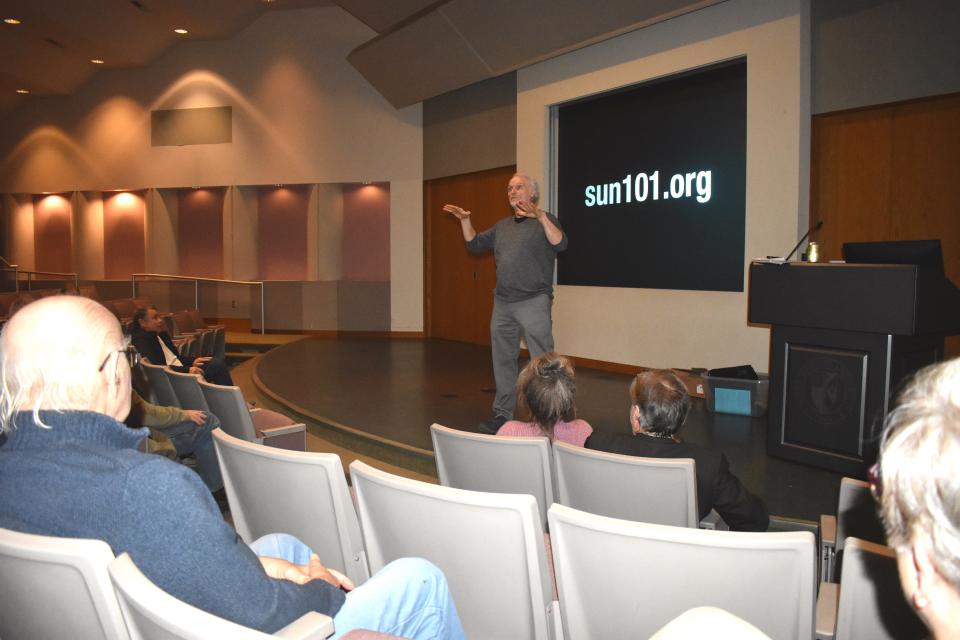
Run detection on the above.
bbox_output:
[810,92,960,356]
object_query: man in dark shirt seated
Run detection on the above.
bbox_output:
[585,369,769,531]
[0,296,464,638]
[131,305,233,386]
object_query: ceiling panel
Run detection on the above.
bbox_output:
[347,9,492,109]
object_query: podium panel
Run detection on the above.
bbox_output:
[750,261,956,477]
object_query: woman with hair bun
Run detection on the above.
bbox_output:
[496,352,592,446]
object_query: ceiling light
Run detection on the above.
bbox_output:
[91,58,105,64]
[4,18,21,25]
[173,28,188,34]
[15,89,29,94]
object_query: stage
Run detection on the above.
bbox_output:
[253,336,844,522]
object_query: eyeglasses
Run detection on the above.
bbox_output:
[867,462,882,501]
[97,345,141,372]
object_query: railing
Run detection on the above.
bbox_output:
[131,273,265,332]
[0,267,79,293]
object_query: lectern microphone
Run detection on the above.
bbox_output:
[782,220,824,262]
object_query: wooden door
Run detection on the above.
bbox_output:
[425,165,516,344]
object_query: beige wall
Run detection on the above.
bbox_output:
[0,7,422,331]
[518,0,810,371]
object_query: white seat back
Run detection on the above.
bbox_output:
[430,423,554,529]
[212,428,370,586]
[165,369,211,412]
[350,460,557,640]
[553,441,698,527]
[199,379,259,442]
[548,503,815,640]
[835,538,925,640]
[836,478,885,552]
[140,361,180,408]
[0,527,129,640]
[108,553,333,640]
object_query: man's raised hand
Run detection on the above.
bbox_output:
[442,204,471,220]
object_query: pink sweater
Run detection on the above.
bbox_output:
[497,419,593,447]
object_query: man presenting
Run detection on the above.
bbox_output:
[444,173,568,433]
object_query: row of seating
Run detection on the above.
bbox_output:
[210,429,925,639]
[431,423,707,531]
[139,361,307,451]
[0,525,376,639]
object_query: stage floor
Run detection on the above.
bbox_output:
[254,336,843,522]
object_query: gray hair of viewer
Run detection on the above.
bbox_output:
[879,357,960,590]
[515,352,576,438]
[630,369,691,436]
[0,295,123,433]
[513,173,540,204]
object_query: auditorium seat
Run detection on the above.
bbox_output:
[139,361,181,408]
[553,441,700,528]
[212,428,370,586]
[547,503,815,639]
[650,606,772,639]
[0,526,129,640]
[819,478,885,583]
[108,552,334,640]
[164,369,211,412]
[199,379,306,451]
[814,537,925,640]
[430,422,554,531]
[350,460,560,640]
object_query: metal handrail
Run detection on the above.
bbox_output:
[0,267,79,293]
[131,273,265,332]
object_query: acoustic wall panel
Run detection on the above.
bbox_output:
[151,107,232,146]
[103,191,146,280]
[33,194,72,274]
[342,183,390,282]
[178,187,225,279]
[257,185,309,281]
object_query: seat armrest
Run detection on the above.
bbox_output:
[698,509,730,531]
[258,422,307,451]
[274,611,335,640]
[814,581,838,640]
[820,514,836,548]
[820,514,837,582]
[258,422,306,438]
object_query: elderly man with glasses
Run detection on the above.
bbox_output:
[0,296,465,638]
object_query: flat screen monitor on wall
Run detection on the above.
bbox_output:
[554,58,747,292]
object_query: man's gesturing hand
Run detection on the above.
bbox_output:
[442,204,471,220]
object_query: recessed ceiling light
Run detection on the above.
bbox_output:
[173,28,188,34]
[15,89,29,94]
[4,18,21,25]
[91,58,105,64]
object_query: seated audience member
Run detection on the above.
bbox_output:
[126,390,223,493]
[497,352,593,446]
[0,296,464,639]
[585,369,768,531]
[877,357,960,640]
[131,305,234,386]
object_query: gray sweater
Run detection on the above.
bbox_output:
[466,213,567,302]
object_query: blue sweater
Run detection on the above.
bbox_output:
[0,410,345,632]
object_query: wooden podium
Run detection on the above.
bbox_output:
[748,262,960,476]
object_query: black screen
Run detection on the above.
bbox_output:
[556,59,747,291]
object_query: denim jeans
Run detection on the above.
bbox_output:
[155,412,223,491]
[250,533,465,640]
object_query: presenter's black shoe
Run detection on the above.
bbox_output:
[478,415,508,435]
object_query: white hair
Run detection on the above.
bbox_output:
[879,357,960,590]
[0,295,123,432]
[512,172,541,204]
